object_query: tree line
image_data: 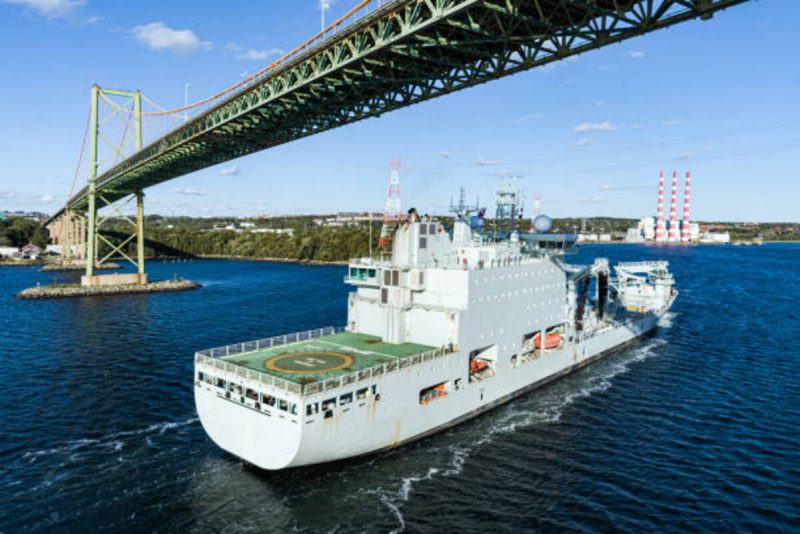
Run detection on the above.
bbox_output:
[0,218,50,248]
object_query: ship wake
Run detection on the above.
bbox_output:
[374,337,667,532]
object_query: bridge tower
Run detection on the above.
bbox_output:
[82,85,148,286]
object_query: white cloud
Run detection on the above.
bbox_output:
[595,100,606,107]
[600,183,649,192]
[227,44,283,62]
[1,0,84,19]
[515,113,544,124]
[625,50,646,59]
[676,151,694,160]
[576,137,595,146]
[172,186,205,196]
[132,22,209,55]
[219,165,239,176]
[573,121,619,133]
[438,151,451,158]
[664,118,682,126]
[577,195,604,204]
[0,190,15,199]
[476,158,500,166]
[36,194,54,203]
[238,47,282,61]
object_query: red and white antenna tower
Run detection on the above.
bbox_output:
[533,191,542,217]
[655,171,665,242]
[377,159,402,250]
[681,171,691,243]
[668,170,679,242]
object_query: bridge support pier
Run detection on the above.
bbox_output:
[46,210,86,262]
[81,85,148,287]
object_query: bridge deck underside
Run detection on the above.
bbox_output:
[57,0,744,217]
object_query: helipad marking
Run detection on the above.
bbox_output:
[265,351,354,374]
[317,339,384,357]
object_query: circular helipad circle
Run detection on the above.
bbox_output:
[265,351,354,374]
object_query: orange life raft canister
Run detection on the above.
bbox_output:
[534,333,562,350]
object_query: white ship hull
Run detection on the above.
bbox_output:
[195,310,665,470]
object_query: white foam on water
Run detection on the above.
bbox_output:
[20,417,199,462]
[659,311,676,329]
[375,338,666,531]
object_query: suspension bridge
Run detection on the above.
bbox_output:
[44,0,748,287]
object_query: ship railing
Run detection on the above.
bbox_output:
[196,326,345,359]
[194,326,346,395]
[301,344,458,396]
[195,329,458,397]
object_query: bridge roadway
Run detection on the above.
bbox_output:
[52,0,747,221]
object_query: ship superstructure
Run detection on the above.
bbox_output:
[194,208,676,470]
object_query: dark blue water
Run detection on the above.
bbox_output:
[1,246,799,533]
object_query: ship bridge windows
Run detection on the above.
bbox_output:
[245,388,259,402]
[340,392,353,405]
[349,267,377,282]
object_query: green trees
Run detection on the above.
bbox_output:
[133,225,378,262]
[0,218,50,248]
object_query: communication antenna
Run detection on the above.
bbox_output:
[449,186,480,218]
[378,160,402,251]
[495,179,519,233]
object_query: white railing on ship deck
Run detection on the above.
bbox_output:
[196,326,345,358]
[194,326,455,397]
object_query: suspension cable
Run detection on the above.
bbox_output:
[140,0,373,117]
[65,106,91,208]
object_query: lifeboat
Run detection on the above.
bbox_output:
[534,332,562,350]
[469,359,489,375]
[420,383,448,404]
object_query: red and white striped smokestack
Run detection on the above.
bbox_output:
[668,170,678,242]
[681,171,691,243]
[655,171,665,241]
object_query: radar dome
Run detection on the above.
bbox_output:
[533,214,553,233]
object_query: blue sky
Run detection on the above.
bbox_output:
[0,0,797,222]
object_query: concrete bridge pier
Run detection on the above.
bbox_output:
[46,210,87,262]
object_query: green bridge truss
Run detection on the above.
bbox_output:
[55,0,746,219]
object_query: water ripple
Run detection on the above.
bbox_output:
[1,247,799,533]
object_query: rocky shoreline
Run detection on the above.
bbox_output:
[17,279,201,299]
[198,254,347,266]
[39,261,121,272]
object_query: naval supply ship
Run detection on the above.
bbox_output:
[194,203,676,470]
